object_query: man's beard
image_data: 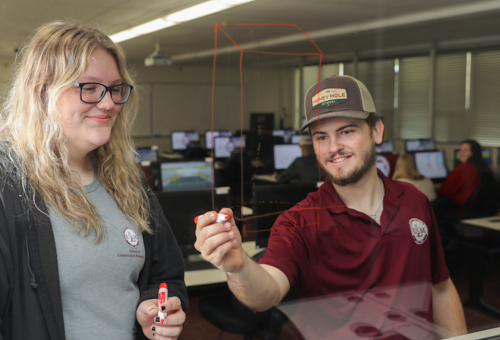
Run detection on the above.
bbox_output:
[321,143,377,187]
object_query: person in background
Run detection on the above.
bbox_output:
[392,154,436,201]
[0,21,187,340]
[436,140,493,217]
[184,140,207,159]
[272,135,325,183]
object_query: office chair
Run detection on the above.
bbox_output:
[198,251,289,340]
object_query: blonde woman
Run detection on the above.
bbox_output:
[0,21,186,340]
[392,154,436,201]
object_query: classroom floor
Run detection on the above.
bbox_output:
[182,246,500,340]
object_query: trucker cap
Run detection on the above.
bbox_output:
[301,75,383,131]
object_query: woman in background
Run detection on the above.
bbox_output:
[434,140,498,245]
[0,21,187,340]
[436,140,493,216]
[392,154,436,201]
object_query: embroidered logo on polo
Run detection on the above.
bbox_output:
[123,227,139,248]
[409,218,428,245]
[312,88,348,108]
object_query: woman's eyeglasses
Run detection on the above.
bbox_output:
[73,82,133,104]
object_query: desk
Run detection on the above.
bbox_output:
[159,152,184,159]
[444,326,500,339]
[185,241,264,287]
[460,216,500,318]
[253,174,277,183]
[461,216,500,231]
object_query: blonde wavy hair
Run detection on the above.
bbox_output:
[392,154,424,181]
[0,20,151,241]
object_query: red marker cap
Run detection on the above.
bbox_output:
[160,283,167,289]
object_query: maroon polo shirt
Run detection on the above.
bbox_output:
[259,170,449,299]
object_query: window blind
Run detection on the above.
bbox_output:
[470,50,500,147]
[356,59,395,140]
[396,56,431,139]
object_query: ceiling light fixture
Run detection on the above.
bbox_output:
[110,0,254,43]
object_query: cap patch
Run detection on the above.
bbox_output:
[312,88,348,108]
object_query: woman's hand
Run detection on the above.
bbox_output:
[136,296,185,339]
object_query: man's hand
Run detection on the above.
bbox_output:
[136,296,185,340]
[194,208,245,273]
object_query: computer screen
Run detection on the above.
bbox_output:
[405,139,436,152]
[483,148,492,168]
[171,131,200,151]
[135,146,158,162]
[274,144,302,170]
[414,151,448,180]
[375,141,394,154]
[376,153,398,178]
[160,160,212,192]
[291,134,305,144]
[272,129,285,137]
[155,187,231,257]
[283,129,297,143]
[204,130,232,150]
[213,136,246,158]
[454,148,492,168]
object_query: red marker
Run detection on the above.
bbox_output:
[194,213,230,224]
[158,283,168,324]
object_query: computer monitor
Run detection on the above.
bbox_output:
[376,153,398,178]
[171,131,200,151]
[204,130,232,150]
[405,139,436,152]
[291,134,305,144]
[155,187,231,257]
[272,129,285,137]
[283,129,298,143]
[482,148,492,169]
[454,148,492,169]
[213,136,246,159]
[274,144,302,170]
[253,183,318,248]
[135,146,158,163]
[414,150,448,181]
[375,141,395,154]
[160,160,212,192]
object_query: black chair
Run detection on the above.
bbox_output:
[198,251,290,340]
[252,183,318,249]
[464,182,500,219]
[453,183,500,317]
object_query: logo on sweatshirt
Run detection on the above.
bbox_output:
[409,218,428,245]
[123,227,139,248]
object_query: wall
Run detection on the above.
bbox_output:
[129,60,297,153]
[0,58,14,108]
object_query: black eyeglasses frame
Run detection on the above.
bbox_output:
[73,82,134,104]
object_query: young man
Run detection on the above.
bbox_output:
[195,75,467,338]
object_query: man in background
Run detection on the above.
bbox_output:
[272,135,325,183]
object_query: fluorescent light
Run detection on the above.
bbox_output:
[110,0,254,43]
[218,0,254,4]
[131,19,176,35]
[166,1,228,23]
[110,31,139,43]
